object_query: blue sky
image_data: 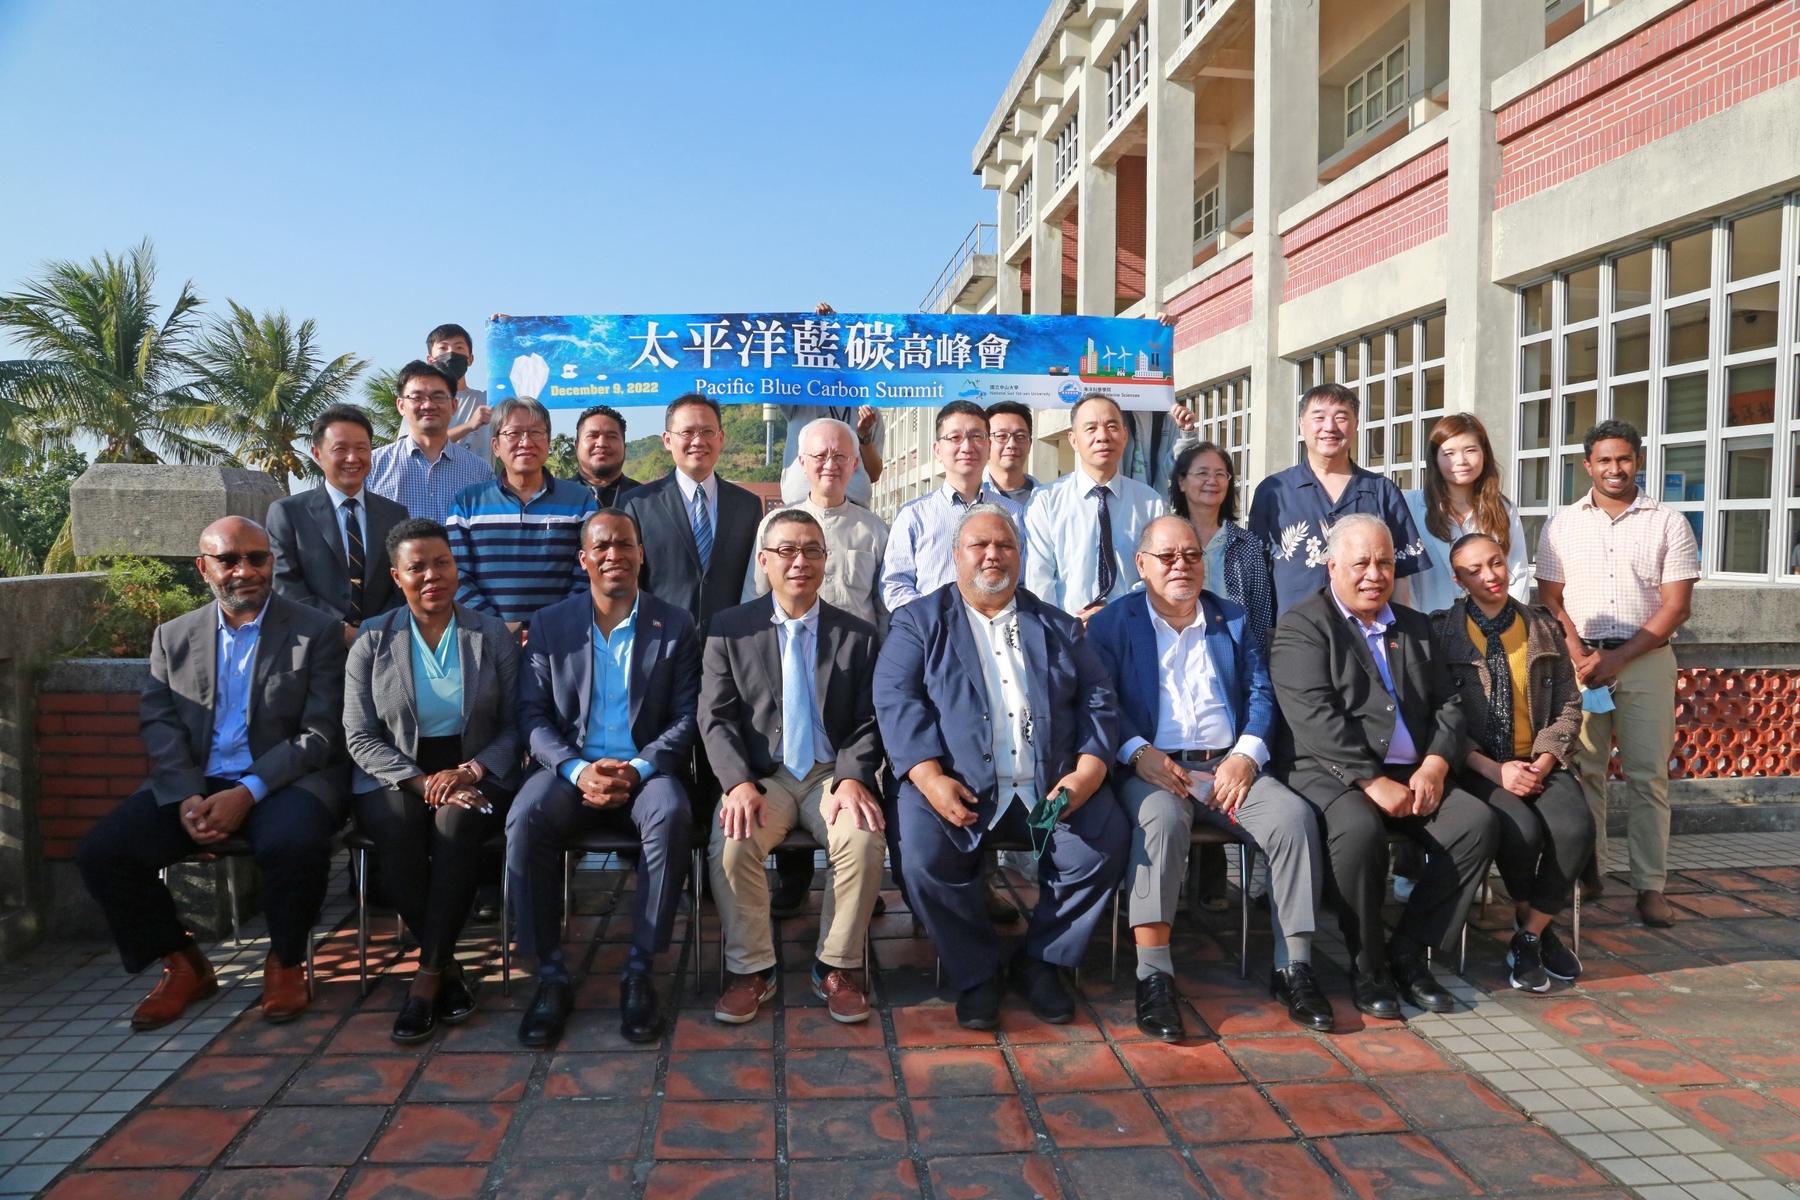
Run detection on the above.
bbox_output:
[0,0,1037,436]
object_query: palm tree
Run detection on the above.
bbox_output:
[0,239,222,465]
[359,367,405,444]
[190,302,368,492]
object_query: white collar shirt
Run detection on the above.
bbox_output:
[322,481,368,563]
[1022,462,1168,615]
[674,469,719,534]
[963,599,1036,828]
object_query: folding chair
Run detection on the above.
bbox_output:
[1110,825,1256,981]
[161,835,318,995]
[341,828,509,998]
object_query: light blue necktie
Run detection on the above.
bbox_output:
[781,617,814,780]
[691,485,713,571]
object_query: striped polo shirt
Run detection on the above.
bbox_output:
[445,471,597,624]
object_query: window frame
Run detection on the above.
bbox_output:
[1291,313,1447,494]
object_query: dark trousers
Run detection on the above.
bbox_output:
[900,783,1128,992]
[77,781,337,974]
[505,769,692,966]
[1288,764,1498,974]
[1460,767,1593,919]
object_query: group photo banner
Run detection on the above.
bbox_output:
[485,312,1174,411]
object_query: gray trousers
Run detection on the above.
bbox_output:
[1119,771,1322,969]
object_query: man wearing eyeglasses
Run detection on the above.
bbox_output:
[745,419,887,628]
[776,302,885,507]
[367,361,495,525]
[984,401,1040,506]
[77,517,348,1033]
[702,510,885,1024]
[1087,517,1332,1039]
[444,396,597,634]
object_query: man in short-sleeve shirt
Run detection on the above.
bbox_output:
[1247,384,1428,617]
[1535,421,1698,927]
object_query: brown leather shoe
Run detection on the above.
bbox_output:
[261,951,311,1024]
[812,968,870,1024]
[1637,889,1676,928]
[131,945,217,1032]
[714,969,777,1024]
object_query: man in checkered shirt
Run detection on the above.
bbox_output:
[1535,421,1698,930]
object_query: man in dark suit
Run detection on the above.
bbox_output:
[1271,512,1498,1019]
[873,504,1127,1030]
[77,517,347,1031]
[508,509,701,1048]
[267,404,409,646]
[701,510,885,1026]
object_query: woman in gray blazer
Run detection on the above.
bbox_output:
[346,518,520,1044]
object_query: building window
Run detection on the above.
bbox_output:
[1180,374,1254,494]
[1013,174,1034,241]
[1105,19,1149,128]
[1345,41,1408,141]
[1053,111,1080,189]
[1515,197,1798,581]
[1293,313,1447,493]
[1182,0,1215,37]
[1194,186,1220,243]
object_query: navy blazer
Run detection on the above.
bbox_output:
[516,588,701,784]
[872,582,1118,852]
[1085,590,1275,775]
[267,485,408,624]
[621,472,764,637]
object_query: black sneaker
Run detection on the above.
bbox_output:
[1507,930,1550,993]
[1538,925,1582,981]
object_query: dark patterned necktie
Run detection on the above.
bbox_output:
[1090,485,1117,603]
[692,486,713,572]
[343,496,365,622]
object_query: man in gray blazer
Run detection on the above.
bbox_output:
[77,517,348,1032]
[267,404,409,644]
[701,510,885,1026]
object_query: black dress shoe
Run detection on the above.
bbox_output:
[517,979,573,1049]
[769,878,811,919]
[1010,955,1075,1024]
[955,974,1003,1030]
[872,894,887,918]
[391,996,437,1044]
[472,884,502,922]
[1271,963,1335,1031]
[1391,955,1457,1013]
[1135,970,1185,1042]
[436,969,477,1025]
[1351,968,1402,1020]
[620,972,664,1043]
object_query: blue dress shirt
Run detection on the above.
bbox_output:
[204,603,269,801]
[1328,589,1419,765]
[880,481,1026,612]
[1023,464,1167,615]
[771,595,833,769]
[559,597,657,786]
[410,614,464,738]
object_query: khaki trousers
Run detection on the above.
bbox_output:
[1573,644,1678,892]
[708,761,885,975]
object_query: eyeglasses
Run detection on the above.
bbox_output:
[762,543,827,562]
[1142,550,1203,568]
[401,391,453,406]
[669,428,720,443]
[801,452,851,468]
[936,432,989,447]
[497,428,549,444]
[991,432,1032,446]
[1183,468,1231,483]
[200,551,273,569]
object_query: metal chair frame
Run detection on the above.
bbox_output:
[1109,827,1255,981]
[344,829,510,999]
[161,837,317,995]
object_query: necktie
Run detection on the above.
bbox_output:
[781,618,814,779]
[1090,485,1117,603]
[342,496,365,622]
[691,486,713,572]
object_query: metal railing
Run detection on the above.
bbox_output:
[919,222,998,313]
[1106,19,1150,127]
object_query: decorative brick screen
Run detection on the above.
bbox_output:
[1666,667,1800,778]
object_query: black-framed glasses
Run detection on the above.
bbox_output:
[762,543,827,562]
[936,432,989,447]
[1142,550,1203,568]
[990,431,1032,446]
[200,551,273,569]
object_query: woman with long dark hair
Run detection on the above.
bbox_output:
[1405,413,1529,613]
[1168,440,1276,644]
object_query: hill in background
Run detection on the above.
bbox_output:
[621,404,787,483]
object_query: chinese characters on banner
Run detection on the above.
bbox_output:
[487,312,1174,411]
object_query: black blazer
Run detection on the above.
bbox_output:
[698,596,882,795]
[267,485,408,624]
[1269,587,1468,789]
[622,472,763,636]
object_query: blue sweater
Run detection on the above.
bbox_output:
[445,472,596,623]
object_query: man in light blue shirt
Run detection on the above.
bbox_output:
[366,361,494,524]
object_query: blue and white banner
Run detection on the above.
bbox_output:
[485,312,1174,411]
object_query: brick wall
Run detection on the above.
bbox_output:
[1281,143,1450,302]
[1166,256,1255,351]
[36,692,145,861]
[1061,211,1079,311]
[1497,0,1800,207]
[1115,155,1147,304]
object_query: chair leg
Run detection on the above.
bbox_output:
[356,848,370,999]
[865,928,878,1005]
[1572,880,1582,956]
[224,859,241,948]
[1109,886,1120,984]
[561,851,573,944]
[501,864,512,997]
[305,926,316,997]
[1458,921,1468,978]
[1239,843,1253,980]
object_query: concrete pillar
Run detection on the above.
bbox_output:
[1144,0,1196,310]
[1077,61,1117,316]
[1442,0,1543,465]
[1029,130,1062,316]
[996,184,1024,314]
[1245,0,1320,482]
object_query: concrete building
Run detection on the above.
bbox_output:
[878,0,1800,598]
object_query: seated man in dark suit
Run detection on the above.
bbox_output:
[1088,517,1331,1039]
[267,404,409,645]
[1271,513,1498,1019]
[701,510,885,1026]
[508,509,701,1048]
[77,517,348,1031]
[873,504,1127,1030]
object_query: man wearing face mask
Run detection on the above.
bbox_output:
[426,323,492,463]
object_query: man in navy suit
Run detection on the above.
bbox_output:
[1088,517,1331,1039]
[873,503,1127,1030]
[508,509,701,1048]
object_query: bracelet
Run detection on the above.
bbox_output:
[1128,745,1151,769]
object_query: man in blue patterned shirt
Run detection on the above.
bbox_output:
[367,361,494,524]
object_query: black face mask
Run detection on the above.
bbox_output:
[432,351,471,383]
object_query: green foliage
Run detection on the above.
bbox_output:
[0,447,88,567]
[545,433,578,481]
[75,556,207,658]
[621,405,786,484]
[358,367,405,443]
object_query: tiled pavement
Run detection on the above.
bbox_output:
[0,832,1794,1199]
